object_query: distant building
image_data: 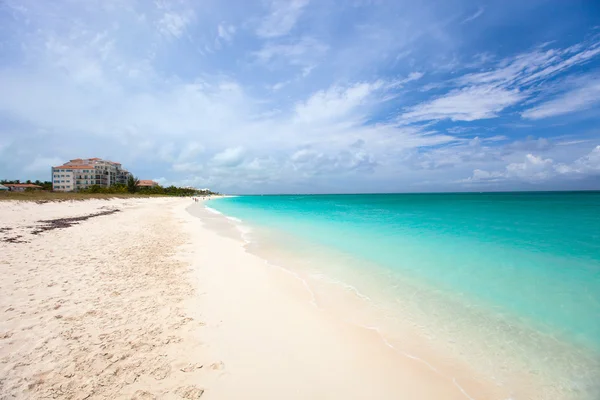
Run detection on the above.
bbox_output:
[52,158,132,192]
[0,184,9,191]
[137,180,159,188]
[4,184,43,192]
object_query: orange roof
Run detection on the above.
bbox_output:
[137,180,158,186]
[53,165,94,169]
[89,158,101,160]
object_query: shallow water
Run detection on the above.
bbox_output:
[208,192,600,399]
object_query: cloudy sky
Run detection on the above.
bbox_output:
[1,0,599,193]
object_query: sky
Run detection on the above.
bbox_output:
[0,0,599,194]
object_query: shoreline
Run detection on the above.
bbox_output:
[195,199,598,400]
[185,201,507,399]
[1,197,592,399]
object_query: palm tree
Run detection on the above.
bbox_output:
[127,175,140,193]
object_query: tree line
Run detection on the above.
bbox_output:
[1,177,217,197]
[82,176,216,196]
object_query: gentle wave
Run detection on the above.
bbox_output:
[204,206,223,215]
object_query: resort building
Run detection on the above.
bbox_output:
[137,180,159,188]
[2,183,43,191]
[52,158,132,192]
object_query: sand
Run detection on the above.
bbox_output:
[0,198,207,399]
[1,197,499,399]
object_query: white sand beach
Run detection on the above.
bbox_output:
[1,198,503,399]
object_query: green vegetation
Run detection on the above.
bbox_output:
[127,175,140,193]
[1,178,218,201]
[80,183,215,197]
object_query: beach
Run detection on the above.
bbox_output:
[3,0,599,398]
[1,196,595,399]
[0,198,208,399]
[0,197,493,399]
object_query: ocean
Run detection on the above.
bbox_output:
[206,192,600,399]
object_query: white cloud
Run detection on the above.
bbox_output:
[301,65,315,77]
[462,7,484,24]
[458,49,556,87]
[271,81,291,91]
[462,145,600,184]
[254,37,328,67]
[469,169,504,182]
[177,142,205,162]
[503,137,552,156]
[462,153,555,183]
[456,42,600,90]
[506,154,555,180]
[294,81,383,124]
[402,41,600,126]
[289,147,377,176]
[519,46,600,85]
[387,72,424,89]
[158,11,194,38]
[212,147,245,167]
[522,78,600,119]
[256,0,309,38]
[555,145,600,174]
[408,136,502,170]
[401,85,524,122]
[446,126,476,134]
[218,23,236,42]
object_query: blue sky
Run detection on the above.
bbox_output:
[1,0,599,193]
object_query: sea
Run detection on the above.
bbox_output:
[206,192,600,399]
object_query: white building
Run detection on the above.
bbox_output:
[52,158,132,192]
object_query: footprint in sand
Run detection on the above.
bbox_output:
[163,335,182,345]
[180,363,203,372]
[151,363,171,380]
[169,317,194,330]
[210,361,224,370]
[131,390,156,400]
[0,331,13,339]
[175,385,204,399]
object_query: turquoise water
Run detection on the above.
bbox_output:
[208,192,600,395]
